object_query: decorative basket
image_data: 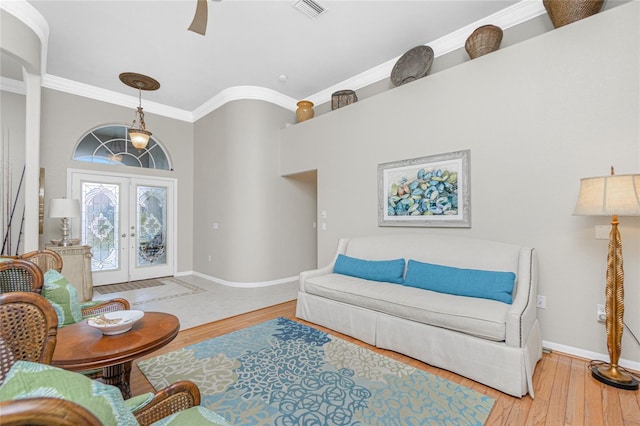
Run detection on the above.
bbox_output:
[543,0,604,28]
[465,25,503,60]
[331,90,358,110]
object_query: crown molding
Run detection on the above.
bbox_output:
[0,76,25,95]
[0,0,50,75]
[42,74,194,122]
[308,0,547,105]
[192,86,298,121]
[9,0,545,122]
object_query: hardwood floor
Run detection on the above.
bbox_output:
[130,300,640,425]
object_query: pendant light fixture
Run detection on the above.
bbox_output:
[119,72,160,150]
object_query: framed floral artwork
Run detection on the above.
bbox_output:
[378,150,470,227]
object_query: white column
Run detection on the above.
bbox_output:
[23,70,41,251]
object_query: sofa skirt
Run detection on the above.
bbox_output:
[296,291,542,398]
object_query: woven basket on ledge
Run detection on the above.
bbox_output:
[465,25,503,60]
[543,0,604,28]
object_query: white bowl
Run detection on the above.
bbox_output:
[87,310,144,335]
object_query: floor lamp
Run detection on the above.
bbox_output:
[573,167,640,390]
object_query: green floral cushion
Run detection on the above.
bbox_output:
[124,392,154,412]
[43,269,83,327]
[150,406,231,426]
[0,361,139,426]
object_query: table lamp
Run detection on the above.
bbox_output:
[573,167,640,390]
[49,198,81,247]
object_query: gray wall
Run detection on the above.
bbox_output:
[193,99,317,283]
[38,89,195,273]
[280,2,640,363]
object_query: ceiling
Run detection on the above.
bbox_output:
[15,1,530,117]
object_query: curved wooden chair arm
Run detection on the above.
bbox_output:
[133,380,201,426]
[0,398,102,426]
[0,260,44,294]
[81,298,131,317]
[0,292,58,384]
[13,249,63,273]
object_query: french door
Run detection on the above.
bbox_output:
[70,170,175,285]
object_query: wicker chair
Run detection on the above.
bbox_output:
[0,381,202,426]
[0,397,102,426]
[10,249,131,316]
[0,292,205,425]
[0,260,44,294]
[13,249,63,273]
[133,380,202,426]
[0,292,58,384]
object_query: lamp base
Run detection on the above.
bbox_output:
[58,239,73,247]
[591,364,639,390]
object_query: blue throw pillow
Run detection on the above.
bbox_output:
[403,259,515,304]
[333,254,405,284]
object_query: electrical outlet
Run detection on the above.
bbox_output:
[536,295,546,309]
[597,304,606,322]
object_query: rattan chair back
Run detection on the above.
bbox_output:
[0,397,102,426]
[0,292,58,384]
[0,259,44,294]
[13,249,63,273]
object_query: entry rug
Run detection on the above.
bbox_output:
[138,318,495,425]
[93,277,205,305]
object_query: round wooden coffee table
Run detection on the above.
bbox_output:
[52,311,179,398]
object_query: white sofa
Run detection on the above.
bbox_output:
[295,234,542,398]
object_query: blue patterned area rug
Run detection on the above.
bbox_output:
[138,318,495,425]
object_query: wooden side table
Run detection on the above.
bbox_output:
[45,245,93,302]
[52,312,180,398]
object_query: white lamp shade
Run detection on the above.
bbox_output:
[574,174,640,216]
[49,198,81,218]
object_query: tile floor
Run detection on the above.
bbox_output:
[93,275,299,330]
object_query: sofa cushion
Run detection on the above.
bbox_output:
[304,273,509,341]
[404,260,515,304]
[43,269,84,327]
[333,254,405,284]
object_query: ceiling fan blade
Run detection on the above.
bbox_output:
[188,0,208,36]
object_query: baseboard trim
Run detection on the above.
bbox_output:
[542,340,640,372]
[176,270,298,288]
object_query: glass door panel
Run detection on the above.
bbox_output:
[128,180,173,281]
[82,182,120,272]
[73,174,129,285]
[136,186,167,267]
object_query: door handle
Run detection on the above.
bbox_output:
[121,233,126,238]
[130,233,136,237]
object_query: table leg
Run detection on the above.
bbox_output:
[102,363,132,399]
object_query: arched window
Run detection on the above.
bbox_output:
[73,125,172,170]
